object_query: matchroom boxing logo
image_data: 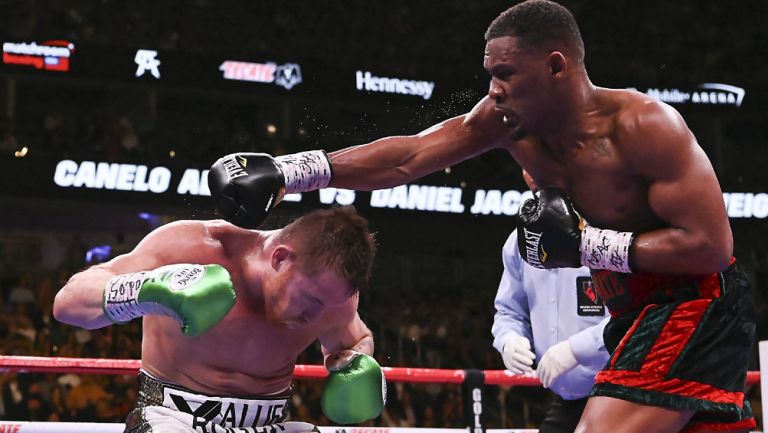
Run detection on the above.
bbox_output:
[2,40,75,72]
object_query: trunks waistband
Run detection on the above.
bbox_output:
[591,258,739,317]
[137,370,291,428]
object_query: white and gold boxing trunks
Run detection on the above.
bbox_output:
[124,370,317,433]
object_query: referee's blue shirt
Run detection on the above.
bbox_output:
[492,229,611,400]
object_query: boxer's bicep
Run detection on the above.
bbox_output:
[329,97,506,190]
[625,103,732,273]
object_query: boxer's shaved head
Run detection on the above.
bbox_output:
[485,0,584,64]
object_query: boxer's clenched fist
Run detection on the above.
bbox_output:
[321,351,385,424]
[517,188,635,272]
[517,188,583,269]
[103,264,236,336]
[209,151,332,229]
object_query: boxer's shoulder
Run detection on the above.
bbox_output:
[613,90,687,136]
[140,220,232,262]
[607,90,693,167]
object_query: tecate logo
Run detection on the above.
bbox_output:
[219,61,302,90]
[2,40,75,72]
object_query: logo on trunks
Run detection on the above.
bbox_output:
[576,276,605,316]
[522,229,545,268]
[221,155,249,181]
[169,266,205,291]
[165,389,287,431]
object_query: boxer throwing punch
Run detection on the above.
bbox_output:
[209,1,755,432]
[54,207,385,433]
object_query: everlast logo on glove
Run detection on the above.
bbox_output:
[208,153,288,229]
[522,228,545,268]
[517,189,585,269]
[221,156,248,181]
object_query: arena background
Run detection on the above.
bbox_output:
[0,0,767,429]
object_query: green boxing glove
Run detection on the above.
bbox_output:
[321,351,386,425]
[103,264,236,337]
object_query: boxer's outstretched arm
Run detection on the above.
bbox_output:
[623,102,732,274]
[329,96,507,190]
[53,221,209,329]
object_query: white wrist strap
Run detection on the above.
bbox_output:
[103,271,149,323]
[274,150,332,194]
[580,226,634,273]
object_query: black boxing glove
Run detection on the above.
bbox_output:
[517,188,635,272]
[209,151,332,229]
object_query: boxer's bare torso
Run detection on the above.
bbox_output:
[54,219,364,397]
[136,221,360,396]
[329,36,731,275]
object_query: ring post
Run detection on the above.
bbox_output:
[463,369,485,433]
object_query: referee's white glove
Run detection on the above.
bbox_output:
[501,335,536,374]
[537,340,578,388]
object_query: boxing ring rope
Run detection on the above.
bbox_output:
[0,355,547,385]
[1,356,758,386]
[0,355,763,433]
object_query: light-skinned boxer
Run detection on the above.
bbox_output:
[54,206,385,433]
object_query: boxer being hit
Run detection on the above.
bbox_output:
[54,207,385,433]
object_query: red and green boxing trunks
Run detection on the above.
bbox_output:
[590,259,756,432]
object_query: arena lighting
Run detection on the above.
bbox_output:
[138,212,162,227]
[266,124,278,135]
[14,146,28,157]
[85,245,112,264]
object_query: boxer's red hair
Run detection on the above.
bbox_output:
[277,206,376,294]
